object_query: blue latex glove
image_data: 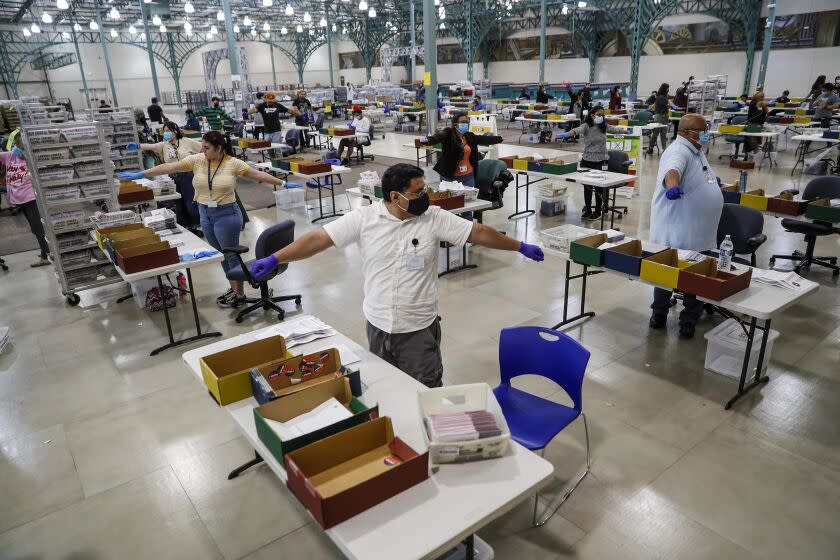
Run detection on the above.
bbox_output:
[250,254,279,281]
[665,187,684,200]
[126,142,140,151]
[556,132,572,139]
[10,146,22,158]
[519,242,545,262]
[284,182,303,188]
[117,171,145,180]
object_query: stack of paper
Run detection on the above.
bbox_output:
[676,249,707,263]
[751,269,818,293]
[0,326,9,354]
[265,397,353,441]
[255,315,337,348]
[425,410,502,443]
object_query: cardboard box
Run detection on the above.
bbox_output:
[677,259,752,300]
[499,156,517,168]
[512,157,536,171]
[429,193,465,210]
[237,138,250,148]
[719,125,745,134]
[804,198,840,223]
[767,192,808,216]
[95,222,147,249]
[569,233,608,266]
[254,377,379,467]
[743,125,763,133]
[729,160,755,170]
[248,140,271,148]
[118,183,154,204]
[603,240,662,277]
[285,416,429,529]
[639,248,698,289]
[200,336,293,405]
[543,161,578,175]
[258,348,344,399]
[720,185,742,204]
[296,161,332,175]
[273,157,307,171]
[115,241,179,273]
[739,189,769,211]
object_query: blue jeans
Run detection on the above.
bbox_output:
[198,203,243,275]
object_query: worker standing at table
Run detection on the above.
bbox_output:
[536,85,554,104]
[248,92,301,144]
[557,105,626,221]
[608,86,622,111]
[195,97,238,131]
[813,83,839,128]
[117,131,293,308]
[420,112,503,187]
[648,114,722,340]
[127,121,202,233]
[292,90,314,125]
[147,97,164,125]
[248,163,545,387]
[251,92,265,139]
[648,83,670,154]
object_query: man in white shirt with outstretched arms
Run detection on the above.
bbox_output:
[249,163,545,387]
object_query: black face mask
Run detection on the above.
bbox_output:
[397,191,430,216]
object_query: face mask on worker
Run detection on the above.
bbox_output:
[593,116,604,124]
[163,131,174,141]
[397,190,430,216]
[698,131,710,146]
[457,123,469,133]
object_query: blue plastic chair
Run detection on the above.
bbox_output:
[492,326,591,527]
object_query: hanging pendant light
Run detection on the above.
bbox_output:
[73,22,82,31]
[183,20,192,31]
[152,14,161,25]
[31,22,41,33]
[159,24,166,32]
[251,27,257,36]
[210,24,218,34]
[110,28,118,38]
[217,10,224,21]
[284,3,294,15]
[109,7,120,19]
[42,12,53,23]
[89,20,99,30]
[56,0,69,9]
[319,17,326,27]
[359,0,368,10]
[368,7,376,17]
[129,24,137,34]
[262,22,270,31]
[296,24,303,32]
[184,1,195,14]
[22,28,31,37]
[233,24,240,32]
[303,12,312,22]
[262,0,272,6]
[243,16,252,26]
[281,26,287,34]
[62,31,70,39]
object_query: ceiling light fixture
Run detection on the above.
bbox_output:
[183,20,192,31]
[217,10,224,21]
[31,22,41,32]
[561,3,568,14]
[140,32,146,40]
[73,22,81,31]
[23,28,31,37]
[41,13,53,23]
[159,24,166,31]
[439,22,445,29]
[243,16,251,26]
[303,11,312,22]
[56,0,69,9]
[263,22,270,30]
[186,29,193,36]
[129,24,137,33]
[89,20,98,30]
[152,14,161,25]
[62,31,70,39]
[110,28,117,37]
[109,7,120,19]
[251,27,257,36]
[296,24,302,32]
[184,1,194,14]
[359,0,368,10]
[308,28,313,35]
[285,3,293,15]
[319,17,326,27]
[332,23,336,31]
[210,25,218,34]
[368,7,376,17]
[262,0,272,6]
[233,24,240,32]
[281,26,287,34]
[577,0,586,6]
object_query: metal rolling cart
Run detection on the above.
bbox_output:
[20,121,123,305]
[83,106,144,173]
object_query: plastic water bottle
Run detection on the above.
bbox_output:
[718,235,734,271]
[738,170,748,192]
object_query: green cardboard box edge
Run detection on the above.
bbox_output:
[254,399,379,467]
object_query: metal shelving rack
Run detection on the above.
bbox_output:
[687,75,728,119]
[82,107,144,173]
[20,122,122,305]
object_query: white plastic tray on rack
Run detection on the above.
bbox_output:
[32,148,71,163]
[60,248,93,267]
[539,224,599,252]
[49,209,87,233]
[71,144,102,158]
[27,129,61,145]
[56,230,93,251]
[75,161,107,178]
[90,210,138,230]
[61,126,98,142]
[98,263,121,279]
[39,165,75,182]
[65,267,101,287]
[82,181,113,198]
[43,185,81,202]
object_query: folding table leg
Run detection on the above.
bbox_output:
[724,317,771,409]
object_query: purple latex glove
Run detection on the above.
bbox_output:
[117,171,145,180]
[250,254,279,281]
[519,242,545,262]
[665,187,684,200]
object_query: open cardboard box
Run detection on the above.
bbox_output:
[739,189,769,211]
[603,240,663,277]
[115,241,179,273]
[200,336,293,405]
[720,185,741,205]
[254,377,378,467]
[259,348,344,399]
[569,233,608,267]
[639,248,703,289]
[512,157,537,171]
[118,183,154,204]
[677,259,752,301]
[767,192,809,216]
[285,416,429,529]
[95,222,147,249]
[804,198,840,223]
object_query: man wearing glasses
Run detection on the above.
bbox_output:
[248,163,544,387]
[649,114,723,339]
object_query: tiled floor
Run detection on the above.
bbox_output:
[1,126,839,559]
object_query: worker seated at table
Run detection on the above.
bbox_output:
[247,163,544,387]
[775,90,791,104]
[472,95,487,111]
[731,94,748,110]
[648,114,723,340]
[536,84,554,104]
[518,87,531,101]
[420,112,503,187]
[338,106,372,165]
[644,90,658,106]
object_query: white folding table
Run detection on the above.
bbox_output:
[182,325,554,560]
[254,162,351,222]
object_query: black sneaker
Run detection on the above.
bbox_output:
[649,314,667,329]
[216,289,234,305]
[218,292,246,308]
[587,210,602,222]
[581,209,593,219]
[679,323,696,339]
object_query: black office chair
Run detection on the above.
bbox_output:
[770,176,840,276]
[717,203,767,267]
[352,132,375,164]
[605,150,630,218]
[475,159,512,227]
[222,220,302,323]
[718,115,748,160]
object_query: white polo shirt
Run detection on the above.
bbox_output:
[323,201,474,334]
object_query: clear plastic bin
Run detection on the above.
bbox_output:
[418,383,510,464]
[56,231,90,251]
[539,195,567,217]
[27,129,62,145]
[82,181,113,198]
[71,144,102,158]
[49,209,86,233]
[75,161,106,178]
[61,126,98,141]
[540,224,597,252]
[704,318,780,379]
[61,248,92,267]
[274,187,306,209]
[537,182,568,198]
[32,147,70,163]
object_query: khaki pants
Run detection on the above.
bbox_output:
[366,318,443,388]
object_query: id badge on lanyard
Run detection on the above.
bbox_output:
[207,155,225,206]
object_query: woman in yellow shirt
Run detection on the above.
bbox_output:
[118,131,289,307]
[128,121,202,231]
